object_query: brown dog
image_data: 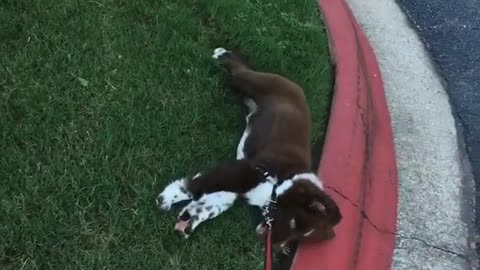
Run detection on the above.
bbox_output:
[156,48,341,252]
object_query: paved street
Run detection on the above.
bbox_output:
[347,0,479,269]
[395,0,480,251]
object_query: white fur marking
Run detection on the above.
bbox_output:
[275,180,293,196]
[244,98,257,115]
[236,128,250,160]
[244,181,274,207]
[212,47,228,59]
[292,173,324,189]
[179,191,237,233]
[236,99,257,160]
[304,229,315,237]
[156,178,191,210]
[275,173,324,197]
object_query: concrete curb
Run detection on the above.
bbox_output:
[291,0,398,269]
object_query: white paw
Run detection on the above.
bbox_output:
[212,47,229,59]
[156,178,191,211]
[173,192,237,237]
[281,245,291,255]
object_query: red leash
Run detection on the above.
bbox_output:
[265,228,273,270]
[263,203,275,270]
[256,165,279,270]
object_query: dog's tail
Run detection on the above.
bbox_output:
[212,47,253,74]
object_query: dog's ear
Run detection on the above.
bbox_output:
[308,201,327,215]
[308,195,342,226]
[321,194,342,226]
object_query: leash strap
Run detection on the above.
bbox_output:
[265,229,273,270]
[263,191,277,270]
[257,165,280,270]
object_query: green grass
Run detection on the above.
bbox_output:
[0,0,332,269]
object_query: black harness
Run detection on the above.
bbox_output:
[255,165,283,270]
[255,165,282,229]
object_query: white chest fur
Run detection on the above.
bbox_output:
[243,180,274,207]
[236,98,257,160]
[243,172,324,208]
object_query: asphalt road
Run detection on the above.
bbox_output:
[396,0,480,253]
[347,0,477,268]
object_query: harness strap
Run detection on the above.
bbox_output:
[256,165,281,270]
[255,165,272,180]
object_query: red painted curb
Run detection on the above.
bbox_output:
[291,1,398,270]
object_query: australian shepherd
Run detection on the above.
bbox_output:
[156,47,341,252]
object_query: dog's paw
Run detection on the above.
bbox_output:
[212,47,230,59]
[156,178,191,211]
[174,210,194,239]
[173,192,237,239]
[281,245,291,255]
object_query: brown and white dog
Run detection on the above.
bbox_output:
[156,48,341,251]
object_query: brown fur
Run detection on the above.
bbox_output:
[183,49,341,247]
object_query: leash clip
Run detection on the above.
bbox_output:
[265,216,273,228]
[256,165,281,231]
[262,200,277,229]
[256,165,281,270]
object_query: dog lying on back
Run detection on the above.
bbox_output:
[156,48,341,251]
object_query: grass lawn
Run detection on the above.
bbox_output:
[0,0,332,269]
